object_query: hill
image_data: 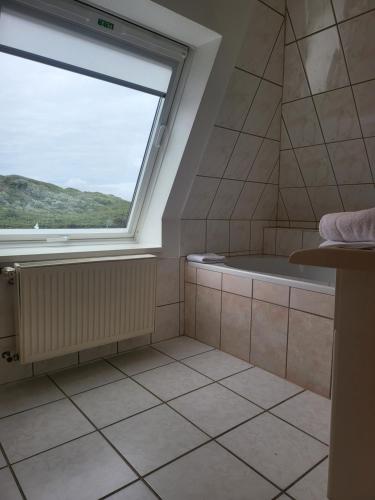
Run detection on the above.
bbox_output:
[0,175,131,229]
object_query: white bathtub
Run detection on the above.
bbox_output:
[189,255,335,294]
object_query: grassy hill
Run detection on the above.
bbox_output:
[0,175,131,229]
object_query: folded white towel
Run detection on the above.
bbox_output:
[187,253,226,263]
[320,240,375,249]
[319,207,375,242]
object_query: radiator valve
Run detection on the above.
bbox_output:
[1,267,15,285]
[1,351,19,363]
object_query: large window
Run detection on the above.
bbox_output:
[0,0,187,239]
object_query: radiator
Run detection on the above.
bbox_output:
[13,255,156,363]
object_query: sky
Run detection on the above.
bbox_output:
[0,51,160,201]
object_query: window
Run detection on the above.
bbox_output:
[0,0,187,240]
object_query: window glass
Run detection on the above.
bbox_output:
[0,51,161,229]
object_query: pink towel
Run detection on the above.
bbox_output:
[319,207,375,242]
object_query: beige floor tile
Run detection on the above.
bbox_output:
[0,399,93,463]
[72,379,159,428]
[133,362,211,401]
[0,377,64,418]
[103,405,207,475]
[14,433,136,500]
[109,347,173,376]
[182,349,251,380]
[0,467,23,500]
[169,383,261,437]
[146,442,278,500]
[218,413,328,489]
[220,367,302,409]
[271,391,331,444]
[51,360,125,396]
[152,336,213,360]
[287,459,329,500]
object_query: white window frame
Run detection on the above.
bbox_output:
[0,0,188,244]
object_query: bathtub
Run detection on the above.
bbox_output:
[184,254,335,397]
[188,255,335,295]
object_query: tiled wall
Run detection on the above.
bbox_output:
[279,0,375,226]
[185,262,335,397]
[0,257,184,385]
[180,0,286,256]
[263,227,322,255]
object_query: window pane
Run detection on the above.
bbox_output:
[0,52,161,229]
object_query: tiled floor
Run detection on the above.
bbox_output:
[0,336,331,500]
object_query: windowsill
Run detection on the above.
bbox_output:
[0,241,162,263]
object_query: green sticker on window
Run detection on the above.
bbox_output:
[98,18,114,30]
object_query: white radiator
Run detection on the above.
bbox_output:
[14,255,156,363]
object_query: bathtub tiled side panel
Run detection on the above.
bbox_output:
[250,299,289,377]
[287,309,334,398]
[221,292,251,362]
[185,261,334,398]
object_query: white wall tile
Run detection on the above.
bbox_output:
[308,186,344,220]
[153,303,180,343]
[206,220,229,253]
[180,220,206,256]
[283,43,310,102]
[339,11,375,84]
[230,221,250,253]
[243,80,282,136]
[280,188,315,221]
[198,127,238,177]
[332,0,374,21]
[216,69,260,130]
[353,80,375,137]
[237,0,283,75]
[248,139,280,183]
[208,180,244,219]
[327,139,372,184]
[339,184,375,211]
[299,27,349,94]
[231,182,264,219]
[283,98,323,147]
[287,0,335,38]
[294,145,336,186]
[314,87,361,142]
[224,134,262,180]
[182,176,220,219]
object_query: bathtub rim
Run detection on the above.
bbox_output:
[186,256,335,295]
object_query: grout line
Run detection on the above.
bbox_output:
[329,0,375,186]
[1,338,331,499]
[283,10,346,216]
[0,442,27,500]
[285,6,375,46]
[235,65,283,88]
[223,17,285,226]
[8,429,98,467]
[45,374,164,500]
[214,123,281,142]
[257,0,286,17]
[0,395,66,422]
[215,440,283,493]
[280,455,329,495]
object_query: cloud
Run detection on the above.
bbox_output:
[0,51,160,201]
